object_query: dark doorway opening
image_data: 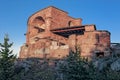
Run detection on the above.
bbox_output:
[96,52,104,57]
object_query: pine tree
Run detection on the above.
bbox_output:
[57,46,97,80]
[0,35,16,80]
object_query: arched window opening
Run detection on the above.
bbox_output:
[68,21,73,27]
[33,16,45,33]
[33,16,45,27]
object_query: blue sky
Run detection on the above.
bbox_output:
[0,0,120,55]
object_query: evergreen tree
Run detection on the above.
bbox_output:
[0,35,16,80]
[57,47,97,80]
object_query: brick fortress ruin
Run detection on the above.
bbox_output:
[19,6,111,59]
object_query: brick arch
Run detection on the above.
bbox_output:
[32,16,45,26]
[34,16,45,22]
[28,16,46,39]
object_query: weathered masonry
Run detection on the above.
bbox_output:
[19,6,111,59]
